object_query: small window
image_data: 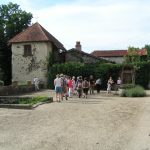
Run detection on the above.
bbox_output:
[23,45,32,56]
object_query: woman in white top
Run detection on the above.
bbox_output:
[54,74,62,102]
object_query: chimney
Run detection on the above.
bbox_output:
[75,41,81,51]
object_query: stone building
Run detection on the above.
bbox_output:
[9,22,66,86]
[91,50,127,64]
[91,49,147,64]
[66,41,105,63]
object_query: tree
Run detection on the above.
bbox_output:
[123,46,141,85]
[144,44,150,60]
[0,2,33,85]
[124,46,140,63]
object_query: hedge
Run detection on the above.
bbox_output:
[47,61,150,89]
[47,62,122,89]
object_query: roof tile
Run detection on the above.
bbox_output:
[9,22,66,50]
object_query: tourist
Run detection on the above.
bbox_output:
[117,77,122,86]
[76,76,83,98]
[82,77,90,98]
[107,77,114,94]
[33,77,40,91]
[116,77,122,90]
[89,75,95,94]
[72,76,76,95]
[95,78,101,93]
[54,74,62,102]
[61,74,68,100]
[67,76,73,98]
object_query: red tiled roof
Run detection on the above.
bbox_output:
[91,49,147,57]
[9,22,66,50]
[91,50,127,57]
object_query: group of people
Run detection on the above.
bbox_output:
[54,74,98,102]
[107,76,122,94]
[54,74,122,102]
[33,75,122,102]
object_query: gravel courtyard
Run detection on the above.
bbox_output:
[0,90,150,150]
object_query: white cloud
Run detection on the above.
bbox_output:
[3,0,150,52]
[31,2,150,52]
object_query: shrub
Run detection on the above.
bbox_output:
[47,61,150,89]
[121,85,146,97]
[135,61,150,89]
[120,84,135,89]
[0,80,4,86]
[47,62,122,89]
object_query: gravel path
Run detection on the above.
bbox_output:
[0,90,150,150]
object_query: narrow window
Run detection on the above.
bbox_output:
[23,45,32,56]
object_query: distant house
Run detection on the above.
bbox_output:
[66,41,106,63]
[91,49,147,63]
[9,22,66,86]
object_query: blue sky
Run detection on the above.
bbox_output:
[1,0,150,53]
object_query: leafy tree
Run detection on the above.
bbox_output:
[144,44,150,60]
[0,2,33,85]
[124,46,140,63]
[123,46,141,85]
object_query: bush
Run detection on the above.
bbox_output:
[0,80,4,86]
[47,61,150,89]
[135,62,150,89]
[47,62,122,89]
[121,85,146,97]
[120,84,135,89]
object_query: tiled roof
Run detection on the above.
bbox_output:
[67,48,109,62]
[9,22,66,50]
[91,50,127,57]
[68,48,101,59]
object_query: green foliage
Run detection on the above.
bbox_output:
[0,67,4,80]
[48,62,85,88]
[0,80,4,86]
[135,61,150,88]
[121,85,146,97]
[144,44,150,60]
[120,84,135,89]
[47,52,55,68]
[0,2,33,41]
[124,46,140,63]
[0,2,33,85]
[94,63,122,89]
[47,62,122,89]
[47,60,150,89]
[19,97,49,105]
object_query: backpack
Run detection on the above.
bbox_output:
[77,82,82,88]
[61,78,67,86]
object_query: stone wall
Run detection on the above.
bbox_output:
[0,85,35,96]
[12,42,53,86]
[100,56,124,64]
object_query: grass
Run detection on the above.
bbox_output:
[18,96,49,105]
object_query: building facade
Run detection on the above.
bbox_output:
[9,22,66,86]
